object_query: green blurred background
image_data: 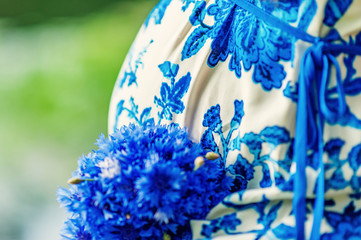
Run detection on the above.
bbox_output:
[0,0,157,239]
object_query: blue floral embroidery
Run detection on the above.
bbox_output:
[144,0,172,27]
[272,224,296,239]
[283,81,298,102]
[323,0,353,27]
[322,201,361,239]
[216,197,284,239]
[284,30,361,129]
[228,155,254,191]
[201,213,241,237]
[114,97,154,131]
[201,100,243,161]
[298,0,317,31]
[324,138,361,191]
[182,0,306,91]
[181,0,198,11]
[201,102,293,190]
[119,41,153,88]
[154,61,192,121]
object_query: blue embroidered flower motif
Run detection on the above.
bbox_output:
[228,154,254,191]
[209,196,284,238]
[182,0,306,91]
[219,213,242,232]
[114,97,154,131]
[260,126,291,148]
[201,213,241,237]
[154,61,192,121]
[202,104,222,131]
[144,0,172,27]
[201,101,245,162]
[324,138,361,192]
[242,132,264,156]
[322,201,361,240]
[323,0,353,27]
[201,102,293,189]
[119,40,153,88]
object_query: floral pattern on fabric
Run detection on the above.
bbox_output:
[154,61,192,121]
[182,0,302,91]
[118,40,153,88]
[322,201,361,239]
[201,102,293,191]
[144,0,172,27]
[323,0,353,27]
[114,97,154,132]
[108,0,361,239]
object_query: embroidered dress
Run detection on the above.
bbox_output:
[108,0,361,239]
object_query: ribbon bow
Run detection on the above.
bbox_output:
[229,0,361,239]
[294,39,347,240]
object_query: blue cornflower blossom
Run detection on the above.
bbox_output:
[58,123,233,239]
[61,215,92,240]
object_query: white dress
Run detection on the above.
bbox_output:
[108,0,361,239]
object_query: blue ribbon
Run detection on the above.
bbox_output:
[229,0,361,239]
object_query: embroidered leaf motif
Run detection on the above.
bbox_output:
[348,144,361,172]
[283,81,298,102]
[189,0,207,25]
[260,164,272,187]
[201,129,218,153]
[254,57,285,90]
[260,126,290,147]
[114,98,154,131]
[230,133,242,151]
[144,0,172,27]
[272,224,295,239]
[155,62,192,121]
[344,77,361,96]
[173,73,191,99]
[242,132,264,157]
[230,100,245,129]
[140,107,152,124]
[181,0,198,11]
[323,0,353,27]
[119,40,153,88]
[182,26,210,60]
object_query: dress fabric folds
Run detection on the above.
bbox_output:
[108,0,361,239]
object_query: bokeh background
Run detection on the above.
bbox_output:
[0,0,157,239]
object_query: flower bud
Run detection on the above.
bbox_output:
[67,177,84,185]
[193,156,205,171]
[205,152,220,160]
[163,233,171,240]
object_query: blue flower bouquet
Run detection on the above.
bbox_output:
[58,123,233,239]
